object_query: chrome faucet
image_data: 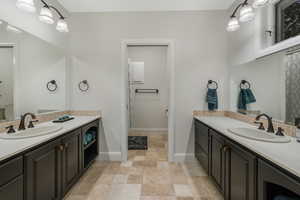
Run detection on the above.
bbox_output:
[18,113,36,131]
[255,113,275,133]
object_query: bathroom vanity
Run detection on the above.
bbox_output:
[194,116,300,200]
[0,116,100,200]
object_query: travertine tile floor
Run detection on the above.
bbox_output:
[65,131,223,200]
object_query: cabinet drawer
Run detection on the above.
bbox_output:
[0,175,23,200]
[195,143,209,173]
[0,156,23,186]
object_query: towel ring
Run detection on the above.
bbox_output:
[240,80,251,89]
[47,80,58,92]
[207,80,218,89]
[79,80,89,92]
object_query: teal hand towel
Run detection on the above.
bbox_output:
[245,88,256,103]
[206,88,218,111]
[238,88,256,110]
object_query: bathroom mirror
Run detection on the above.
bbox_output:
[0,20,67,122]
[229,48,300,127]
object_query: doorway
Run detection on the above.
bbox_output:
[121,40,175,162]
[127,45,169,161]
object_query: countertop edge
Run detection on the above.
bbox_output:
[0,116,101,163]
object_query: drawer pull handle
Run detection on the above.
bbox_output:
[58,145,64,151]
[223,146,230,152]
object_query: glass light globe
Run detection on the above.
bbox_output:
[227,17,240,32]
[239,4,255,22]
[16,0,36,13]
[56,19,69,33]
[39,7,54,24]
[253,0,269,8]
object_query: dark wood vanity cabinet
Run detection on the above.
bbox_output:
[61,129,82,195]
[210,130,226,192]
[194,119,257,200]
[25,132,83,200]
[224,141,256,200]
[0,119,100,200]
[25,139,62,200]
[23,120,99,200]
[258,159,300,200]
[194,118,300,200]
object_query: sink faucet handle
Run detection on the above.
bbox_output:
[254,121,265,130]
[28,120,39,128]
[6,125,16,134]
[276,127,285,136]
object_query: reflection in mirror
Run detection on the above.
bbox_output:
[261,0,300,48]
[0,20,66,122]
[230,46,300,128]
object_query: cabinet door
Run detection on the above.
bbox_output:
[224,142,256,200]
[210,130,225,192]
[25,139,62,200]
[0,176,23,200]
[258,159,300,200]
[194,120,210,173]
[195,143,209,172]
[62,129,82,195]
[195,120,209,153]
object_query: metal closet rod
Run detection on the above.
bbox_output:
[40,0,66,19]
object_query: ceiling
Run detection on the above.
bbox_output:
[57,0,235,12]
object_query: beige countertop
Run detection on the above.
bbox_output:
[194,116,300,179]
[0,116,100,162]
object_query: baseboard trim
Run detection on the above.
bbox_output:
[173,153,196,162]
[130,128,168,132]
[98,152,122,161]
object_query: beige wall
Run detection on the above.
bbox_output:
[69,11,229,160]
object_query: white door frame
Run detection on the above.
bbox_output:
[0,43,18,120]
[121,39,175,162]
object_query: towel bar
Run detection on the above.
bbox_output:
[135,89,159,94]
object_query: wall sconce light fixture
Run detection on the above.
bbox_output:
[227,0,269,32]
[16,0,69,33]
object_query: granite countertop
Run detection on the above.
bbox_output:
[194,116,300,179]
[0,116,101,162]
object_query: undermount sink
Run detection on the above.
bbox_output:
[228,128,291,143]
[0,125,63,139]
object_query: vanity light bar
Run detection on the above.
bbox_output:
[15,0,69,33]
[227,0,269,32]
